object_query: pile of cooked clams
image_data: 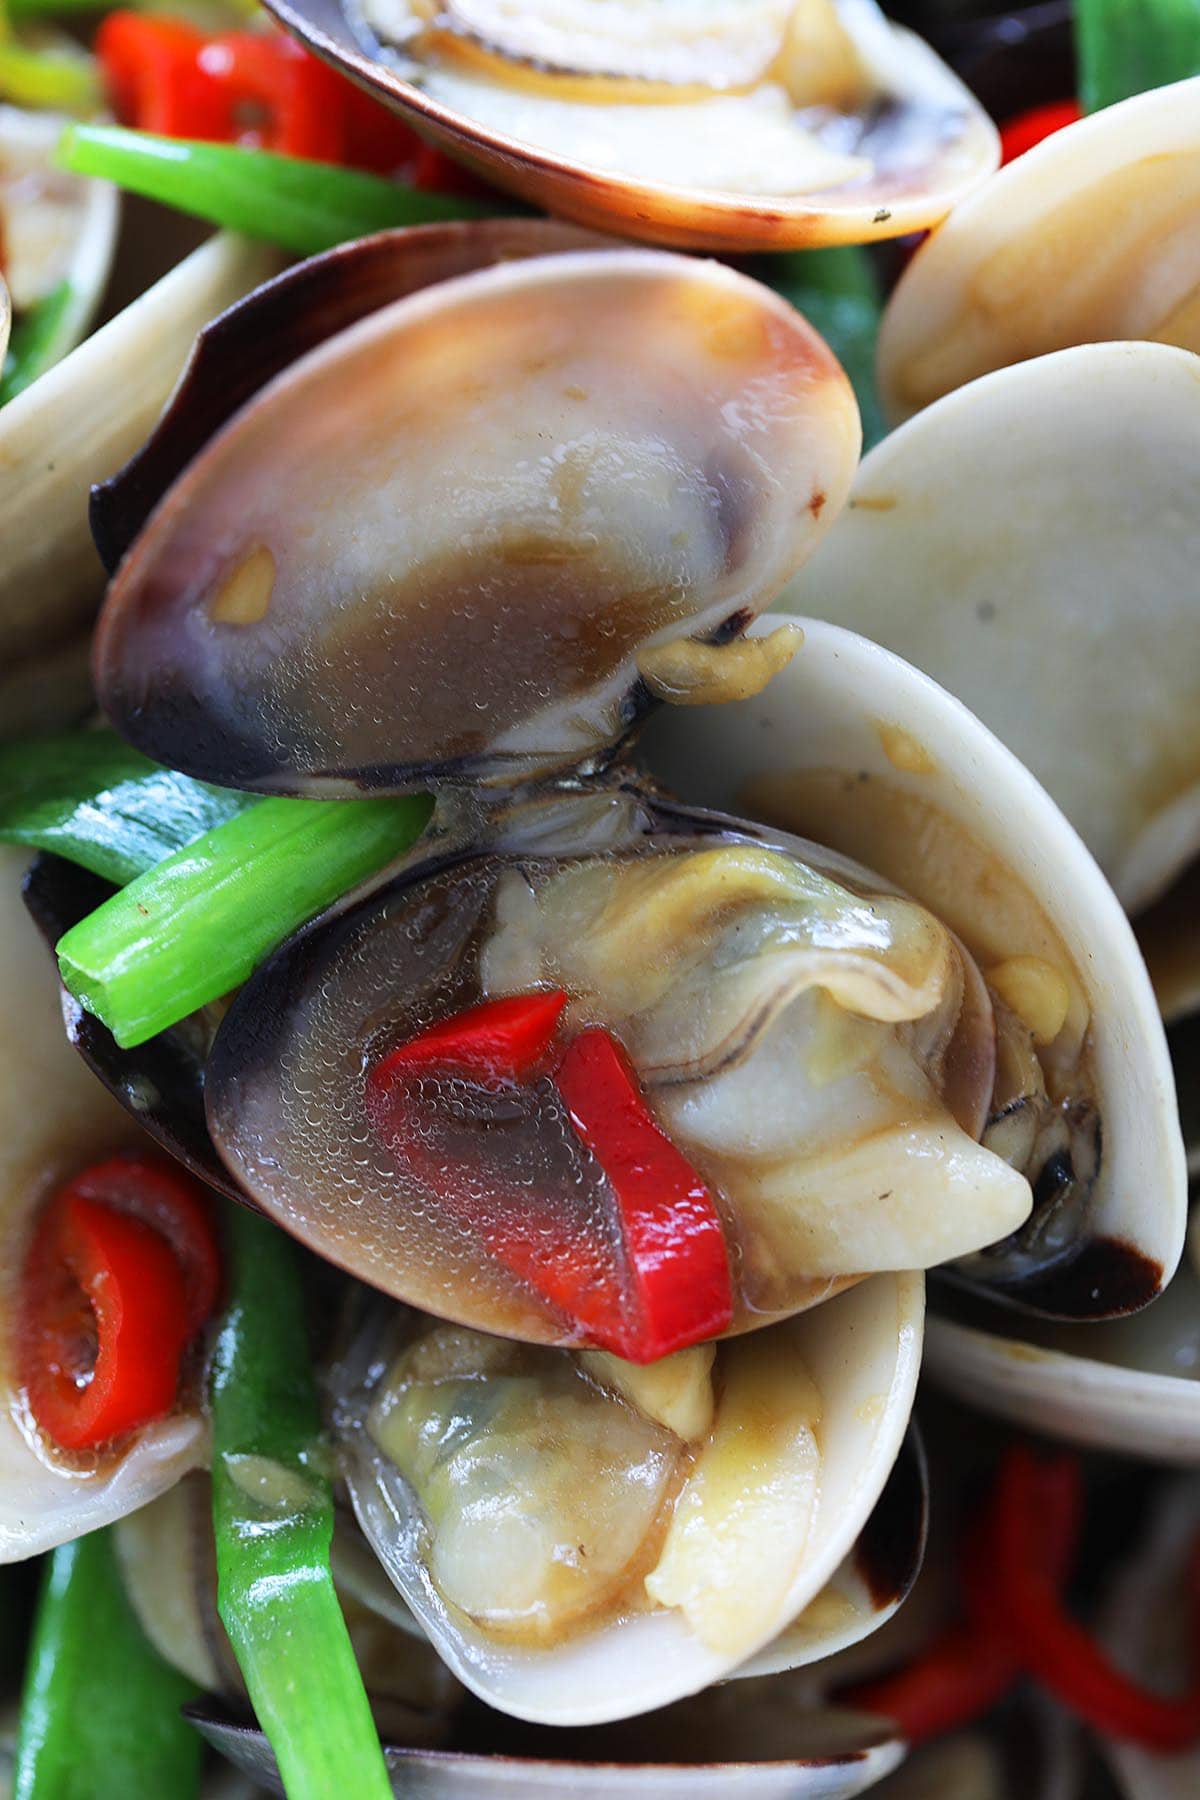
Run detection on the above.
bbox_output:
[0,0,1197,1790]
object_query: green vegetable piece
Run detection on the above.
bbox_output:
[0,728,252,884]
[0,39,100,113]
[57,123,502,255]
[758,245,886,451]
[1077,0,1200,110]
[210,1206,391,1800]
[56,789,433,1046]
[14,1528,201,1800]
[0,279,73,406]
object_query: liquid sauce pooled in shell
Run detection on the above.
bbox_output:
[208,823,1031,1344]
[365,1317,821,1653]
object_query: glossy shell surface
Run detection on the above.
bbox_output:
[264,0,998,250]
[96,248,859,795]
[878,77,1200,421]
[644,616,1187,1318]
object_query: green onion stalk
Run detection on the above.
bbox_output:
[58,123,505,256]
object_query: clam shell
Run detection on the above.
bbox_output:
[643,616,1187,1318]
[94,247,859,795]
[335,1273,923,1725]
[0,104,118,381]
[188,1702,906,1798]
[877,77,1200,422]
[0,846,207,1560]
[0,232,282,742]
[781,343,1200,917]
[923,1246,1200,1461]
[264,0,997,250]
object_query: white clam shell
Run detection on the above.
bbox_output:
[266,0,997,251]
[645,615,1187,1312]
[340,1272,923,1726]
[0,104,118,379]
[1098,1476,1200,1798]
[877,77,1200,422]
[190,1706,907,1798]
[781,343,1200,920]
[0,846,207,1560]
[924,1246,1200,1461]
[0,232,282,742]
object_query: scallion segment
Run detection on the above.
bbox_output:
[1076,0,1200,110]
[0,728,251,885]
[56,790,433,1046]
[210,1206,391,1800]
[57,123,501,254]
[13,1528,201,1800]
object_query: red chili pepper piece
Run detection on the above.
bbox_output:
[554,1029,733,1361]
[838,1623,1018,1748]
[987,1444,1200,1751]
[999,99,1082,164]
[97,10,444,175]
[68,1150,221,1333]
[19,1153,221,1451]
[366,995,733,1360]
[369,990,568,1087]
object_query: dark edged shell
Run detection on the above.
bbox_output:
[93,244,859,796]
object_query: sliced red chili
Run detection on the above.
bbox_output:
[554,1028,733,1361]
[19,1153,221,1452]
[67,1150,221,1333]
[987,1444,1200,1752]
[366,994,733,1361]
[837,1622,1018,1747]
[999,99,1082,164]
[97,11,440,176]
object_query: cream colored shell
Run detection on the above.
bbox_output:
[877,78,1200,422]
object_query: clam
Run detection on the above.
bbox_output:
[0,846,207,1559]
[330,1275,923,1722]
[644,613,1186,1317]
[262,0,998,249]
[877,77,1200,422]
[85,239,1055,1344]
[0,104,118,400]
[0,231,282,742]
[190,1699,907,1798]
[781,342,1200,933]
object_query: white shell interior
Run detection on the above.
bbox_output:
[0,104,118,380]
[924,1253,1200,1463]
[877,77,1200,421]
[644,615,1187,1305]
[0,848,207,1560]
[342,1271,923,1725]
[780,343,1200,918]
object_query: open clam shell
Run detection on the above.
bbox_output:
[264,0,997,250]
[781,343,1200,922]
[643,616,1187,1319]
[0,232,282,743]
[94,246,859,795]
[189,1700,906,1798]
[877,77,1200,422]
[0,104,118,394]
[923,1245,1200,1462]
[331,1274,922,1725]
[0,847,207,1560]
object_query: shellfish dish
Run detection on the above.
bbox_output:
[0,0,1195,1794]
